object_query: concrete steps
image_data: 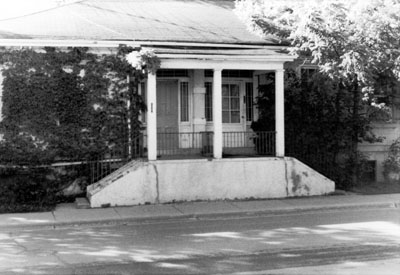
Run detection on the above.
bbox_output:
[86,159,144,204]
[75,197,90,209]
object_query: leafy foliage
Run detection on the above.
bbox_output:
[0,46,160,165]
[238,0,400,186]
[383,138,400,177]
[0,166,59,213]
[237,0,400,85]
[0,46,161,212]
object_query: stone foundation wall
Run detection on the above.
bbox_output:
[88,157,335,208]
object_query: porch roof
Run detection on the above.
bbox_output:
[150,46,295,70]
[0,0,282,47]
[150,46,294,61]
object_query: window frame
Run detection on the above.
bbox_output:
[204,78,246,126]
[222,83,241,124]
[205,81,213,122]
[179,81,190,123]
[245,82,254,123]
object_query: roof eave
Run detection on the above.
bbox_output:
[0,38,288,49]
[158,54,295,62]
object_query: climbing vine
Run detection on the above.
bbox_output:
[0,45,160,165]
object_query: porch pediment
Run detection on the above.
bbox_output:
[146,46,295,70]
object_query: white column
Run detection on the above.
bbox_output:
[147,72,157,161]
[275,69,285,157]
[213,69,223,159]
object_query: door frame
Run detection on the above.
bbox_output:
[156,79,179,133]
[221,80,247,132]
[156,77,192,133]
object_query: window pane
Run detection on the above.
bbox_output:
[205,82,213,121]
[231,111,240,123]
[222,85,229,97]
[222,98,230,109]
[245,82,253,122]
[180,82,189,122]
[230,85,239,97]
[222,111,230,123]
[231,98,240,110]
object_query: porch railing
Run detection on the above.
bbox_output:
[157,132,213,157]
[88,134,146,184]
[223,131,276,156]
[88,131,276,183]
[286,140,337,180]
[156,131,275,158]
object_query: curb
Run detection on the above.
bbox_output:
[1,200,398,230]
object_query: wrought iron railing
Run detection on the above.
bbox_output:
[223,131,276,156]
[286,137,337,180]
[88,134,146,184]
[88,131,276,183]
[157,132,213,157]
[156,131,276,158]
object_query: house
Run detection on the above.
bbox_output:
[0,0,334,207]
[359,112,400,183]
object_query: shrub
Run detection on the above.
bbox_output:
[382,138,400,180]
[0,166,60,213]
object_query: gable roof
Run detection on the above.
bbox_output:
[0,0,279,46]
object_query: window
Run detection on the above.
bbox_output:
[204,70,253,78]
[360,160,376,183]
[245,82,254,122]
[157,69,189,77]
[180,82,189,122]
[222,84,240,123]
[205,83,244,123]
[205,82,213,121]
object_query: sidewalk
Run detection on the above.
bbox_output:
[0,193,399,229]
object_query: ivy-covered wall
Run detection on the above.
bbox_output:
[0,46,158,165]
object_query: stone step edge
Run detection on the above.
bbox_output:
[75,197,90,209]
[87,161,143,195]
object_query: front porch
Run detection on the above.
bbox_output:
[85,47,337,208]
[143,48,289,162]
[88,47,293,186]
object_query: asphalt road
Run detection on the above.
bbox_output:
[1,207,400,274]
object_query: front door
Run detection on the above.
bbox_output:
[157,80,179,153]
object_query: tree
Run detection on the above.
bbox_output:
[236,0,400,186]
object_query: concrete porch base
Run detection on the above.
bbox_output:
[87,157,335,208]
